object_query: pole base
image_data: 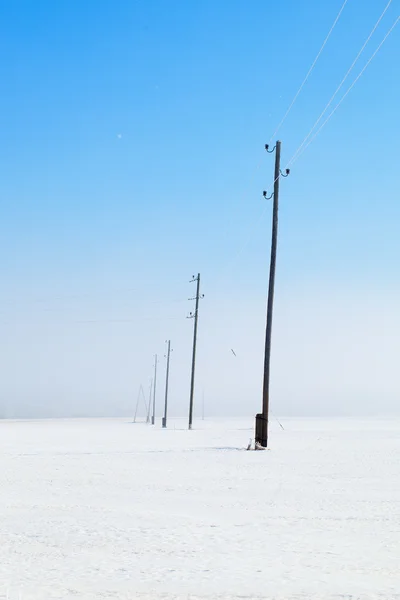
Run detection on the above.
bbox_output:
[162,417,166,428]
[255,413,268,448]
[151,417,155,425]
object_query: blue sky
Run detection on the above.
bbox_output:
[0,0,399,419]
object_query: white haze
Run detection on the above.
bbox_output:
[1,280,399,420]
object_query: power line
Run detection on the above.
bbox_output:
[209,2,397,301]
[235,13,400,261]
[287,0,394,167]
[212,6,367,286]
[201,2,350,264]
[289,15,399,166]
[192,4,356,288]
[226,12,398,282]
[268,0,349,144]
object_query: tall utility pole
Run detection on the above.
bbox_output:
[151,354,158,425]
[188,273,203,430]
[255,140,289,448]
[162,341,171,429]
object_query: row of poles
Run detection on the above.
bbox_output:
[135,141,288,448]
[136,273,203,431]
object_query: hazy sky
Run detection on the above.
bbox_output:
[1,0,399,419]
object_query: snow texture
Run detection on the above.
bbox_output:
[0,417,399,599]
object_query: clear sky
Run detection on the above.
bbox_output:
[0,0,399,419]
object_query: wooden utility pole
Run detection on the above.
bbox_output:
[162,341,171,428]
[188,273,203,430]
[151,354,158,425]
[255,140,289,448]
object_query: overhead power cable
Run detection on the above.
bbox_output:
[288,15,399,166]
[268,0,350,143]
[287,0,394,166]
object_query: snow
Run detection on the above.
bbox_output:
[0,417,399,599]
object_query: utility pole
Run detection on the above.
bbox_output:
[162,341,171,428]
[255,140,289,448]
[146,378,153,423]
[188,273,203,430]
[151,354,158,425]
[134,384,145,423]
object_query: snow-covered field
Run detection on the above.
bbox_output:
[0,417,399,600]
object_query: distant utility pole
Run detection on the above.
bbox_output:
[134,384,146,423]
[188,273,204,430]
[255,140,289,448]
[146,378,153,423]
[151,354,158,425]
[162,341,171,428]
